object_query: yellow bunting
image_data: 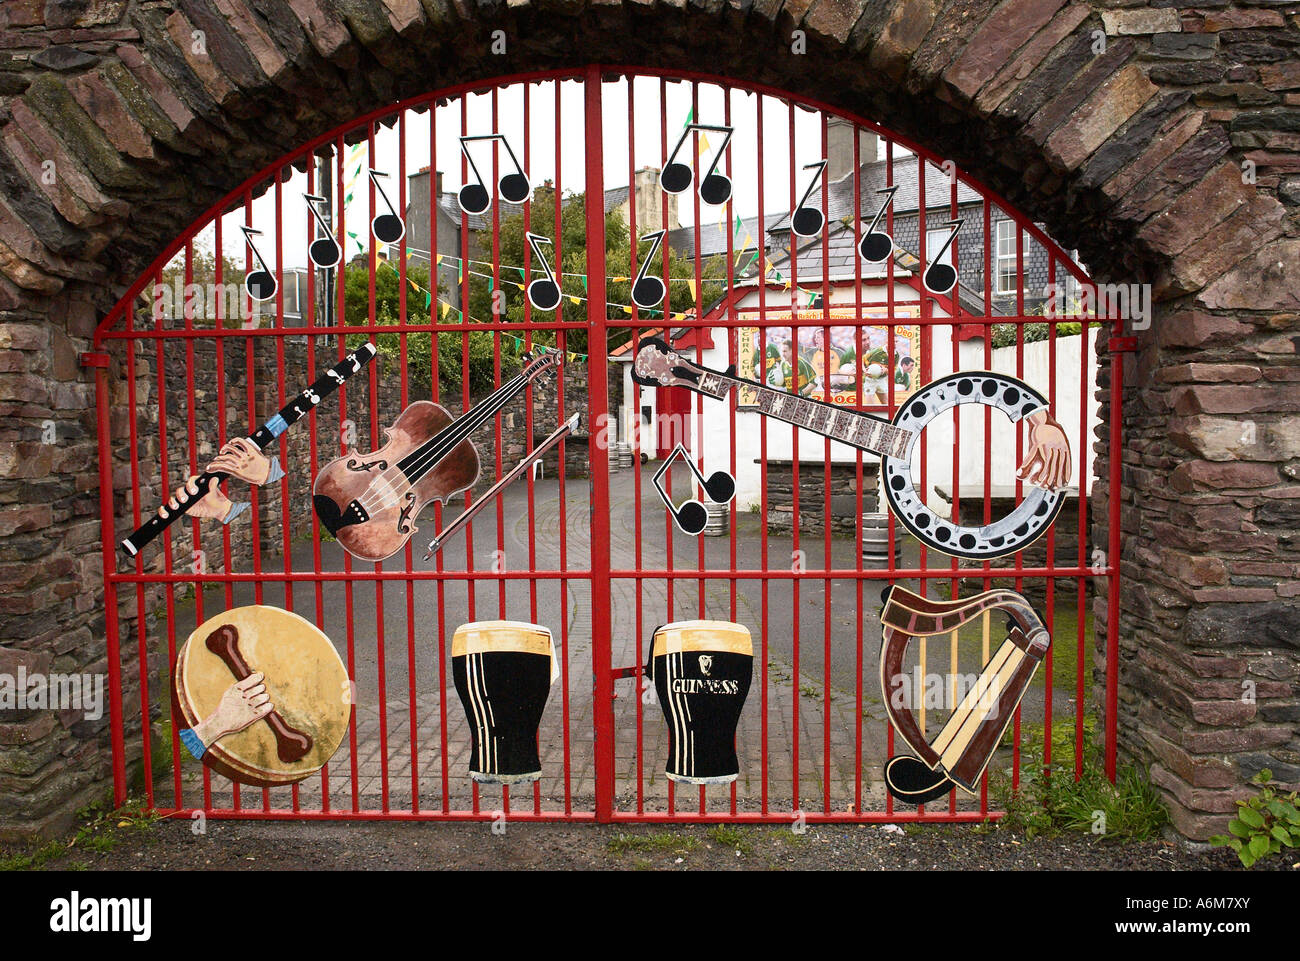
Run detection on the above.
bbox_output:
[687,279,697,301]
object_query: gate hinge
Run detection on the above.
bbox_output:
[1108,337,1137,353]
[80,351,110,368]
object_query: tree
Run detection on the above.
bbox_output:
[464,184,733,358]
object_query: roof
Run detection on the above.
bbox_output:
[665,212,787,261]
[767,158,983,234]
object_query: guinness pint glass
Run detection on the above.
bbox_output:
[647,620,753,785]
[452,620,557,784]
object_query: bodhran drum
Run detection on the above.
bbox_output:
[172,605,351,789]
[647,620,753,785]
[451,620,557,784]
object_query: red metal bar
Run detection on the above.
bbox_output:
[585,65,615,823]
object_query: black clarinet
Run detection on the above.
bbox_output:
[119,342,377,558]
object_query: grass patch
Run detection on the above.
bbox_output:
[606,831,700,856]
[993,723,1167,842]
[706,824,754,855]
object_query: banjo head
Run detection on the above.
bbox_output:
[880,371,1067,561]
[174,605,351,788]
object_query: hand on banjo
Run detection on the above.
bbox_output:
[1017,410,1072,491]
[206,437,272,486]
[160,475,231,521]
[192,672,275,746]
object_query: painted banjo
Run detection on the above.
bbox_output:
[630,337,1070,560]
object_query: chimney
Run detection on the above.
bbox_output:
[634,166,679,231]
[435,169,444,198]
[826,117,878,182]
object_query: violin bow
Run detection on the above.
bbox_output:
[423,413,580,560]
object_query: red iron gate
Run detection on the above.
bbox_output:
[91,66,1123,823]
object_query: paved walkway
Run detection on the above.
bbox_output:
[158,464,1080,818]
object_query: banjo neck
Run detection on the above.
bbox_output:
[689,365,913,460]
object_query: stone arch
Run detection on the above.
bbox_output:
[0,0,1297,840]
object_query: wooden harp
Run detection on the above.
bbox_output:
[879,586,1050,804]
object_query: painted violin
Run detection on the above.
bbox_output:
[312,349,560,562]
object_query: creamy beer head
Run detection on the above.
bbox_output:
[452,621,556,785]
[647,620,753,785]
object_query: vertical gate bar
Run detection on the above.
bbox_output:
[1044,252,1058,784]
[94,318,127,806]
[208,216,226,810]
[554,79,572,814]
[851,124,865,815]
[980,197,992,814]
[626,77,645,817]
[335,136,359,814]
[395,109,419,813]
[151,263,171,811]
[178,240,197,810]
[304,154,330,813]
[690,79,706,817]
[818,111,832,816]
[521,80,543,817]
[431,101,451,816]
[366,123,391,814]
[658,76,675,818]
[1011,217,1026,794]
[914,151,928,816]
[490,87,510,819]
[124,288,149,809]
[458,96,478,821]
[273,169,300,814]
[585,64,615,823]
[724,83,738,819]
[244,189,269,813]
[786,99,800,815]
[1106,306,1122,782]
[1078,306,1090,783]
[883,135,895,817]
[755,91,769,818]
[948,161,961,817]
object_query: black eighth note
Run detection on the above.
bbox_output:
[458,134,531,215]
[240,225,277,302]
[922,218,963,295]
[525,232,561,311]
[369,169,405,245]
[631,230,667,310]
[791,160,828,238]
[304,194,342,269]
[661,124,734,207]
[858,185,898,264]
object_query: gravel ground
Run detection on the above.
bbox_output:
[4,817,1253,872]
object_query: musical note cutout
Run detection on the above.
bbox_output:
[661,123,734,206]
[653,444,736,536]
[525,232,561,311]
[857,185,898,264]
[240,226,277,302]
[791,160,828,238]
[457,134,531,215]
[368,169,405,245]
[631,230,667,310]
[304,194,342,270]
[923,218,963,295]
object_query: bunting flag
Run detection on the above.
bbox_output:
[687,278,697,301]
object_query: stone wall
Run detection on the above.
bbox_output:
[761,459,881,535]
[0,0,1296,841]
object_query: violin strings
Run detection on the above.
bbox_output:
[350,367,537,515]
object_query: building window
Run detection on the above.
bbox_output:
[925,226,955,274]
[995,219,1022,297]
